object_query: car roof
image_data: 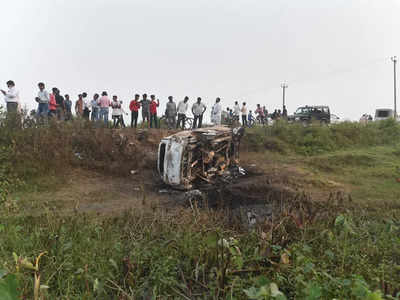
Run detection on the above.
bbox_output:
[298,105,329,109]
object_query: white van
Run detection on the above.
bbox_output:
[374,109,396,121]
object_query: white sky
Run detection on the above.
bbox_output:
[1,0,400,121]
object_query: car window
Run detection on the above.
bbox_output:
[313,108,321,113]
[377,110,390,118]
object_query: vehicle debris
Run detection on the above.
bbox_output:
[157,126,245,190]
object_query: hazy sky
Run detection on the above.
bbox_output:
[1,0,400,121]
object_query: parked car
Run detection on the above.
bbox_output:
[289,105,331,124]
[374,109,396,121]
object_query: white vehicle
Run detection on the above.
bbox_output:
[374,109,396,121]
[158,126,244,190]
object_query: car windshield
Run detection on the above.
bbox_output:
[296,107,329,114]
[295,107,309,114]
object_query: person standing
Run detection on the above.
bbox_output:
[75,94,84,117]
[192,97,206,129]
[48,90,57,118]
[165,96,177,129]
[82,92,90,120]
[111,95,122,128]
[263,106,268,117]
[91,94,100,121]
[255,104,265,125]
[241,102,248,127]
[1,80,20,114]
[119,101,128,128]
[54,88,65,120]
[98,91,111,126]
[263,106,268,124]
[233,101,240,123]
[129,94,140,128]
[36,82,49,118]
[248,110,254,126]
[64,94,72,121]
[140,94,151,128]
[176,96,189,129]
[211,97,222,125]
[282,105,288,118]
[149,95,160,128]
[221,107,229,124]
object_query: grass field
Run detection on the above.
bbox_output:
[1,118,400,299]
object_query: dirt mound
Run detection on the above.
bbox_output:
[75,128,172,176]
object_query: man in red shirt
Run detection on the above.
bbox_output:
[49,88,57,118]
[129,94,140,128]
[149,94,160,128]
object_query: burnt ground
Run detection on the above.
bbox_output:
[12,128,348,220]
[17,155,346,226]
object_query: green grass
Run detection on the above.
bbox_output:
[1,113,400,299]
[1,207,399,299]
[303,146,400,204]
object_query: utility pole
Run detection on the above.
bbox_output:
[281,83,288,111]
[391,56,397,119]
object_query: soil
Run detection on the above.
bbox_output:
[15,128,347,220]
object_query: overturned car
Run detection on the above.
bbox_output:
[158,126,245,190]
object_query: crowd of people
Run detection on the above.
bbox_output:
[222,102,288,126]
[1,80,288,129]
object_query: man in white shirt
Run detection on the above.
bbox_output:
[1,80,20,113]
[82,92,91,120]
[233,101,240,123]
[191,97,206,129]
[241,102,248,127]
[211,97,222,125]
[91,94,100,121]
[111,95,122,128]
[36,82,49,117]
[176,96,189,129]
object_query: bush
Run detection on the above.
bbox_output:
[244,120,400,155]
[1,209,399,299]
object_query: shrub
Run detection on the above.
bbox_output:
[244,120,400,155]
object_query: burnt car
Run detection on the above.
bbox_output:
[158,126,244,190]
[289,105,331,124]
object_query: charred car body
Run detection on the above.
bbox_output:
[158,126,244,190]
